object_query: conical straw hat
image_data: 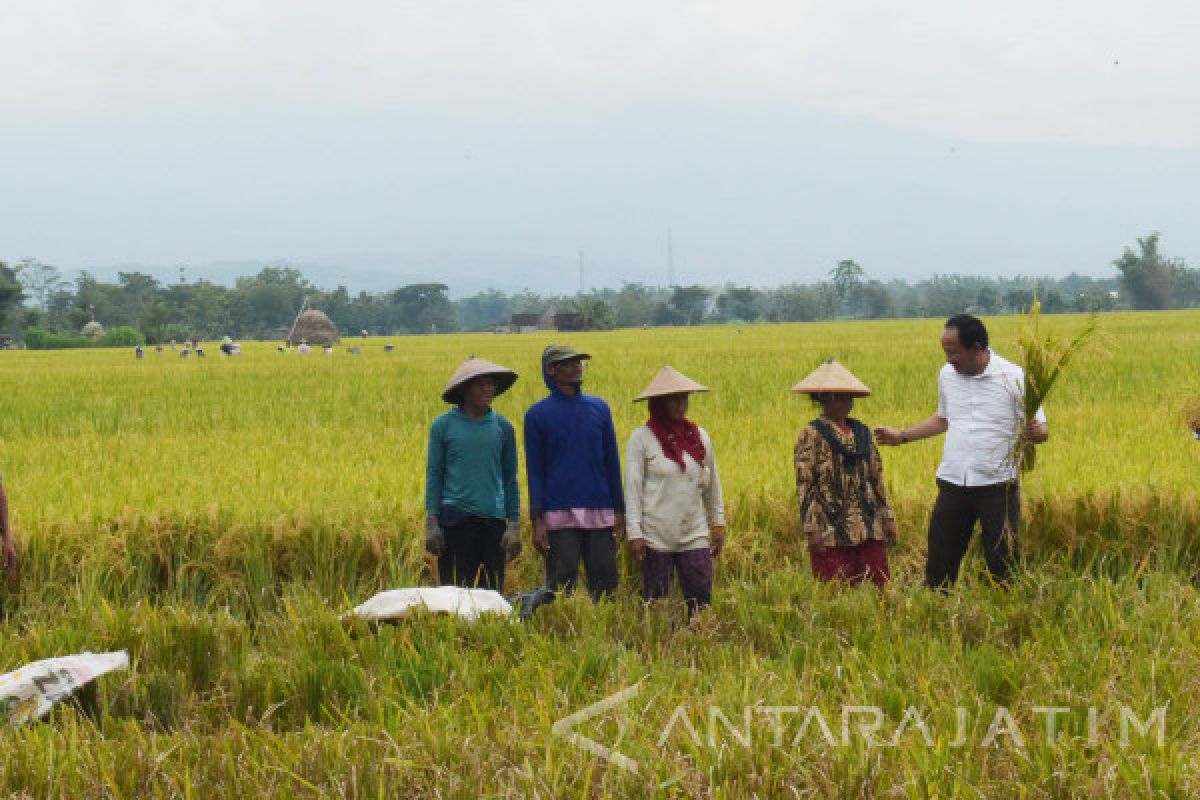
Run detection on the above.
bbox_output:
[634,366,710,402]
[442,357,519,403]
[790,359,871,397]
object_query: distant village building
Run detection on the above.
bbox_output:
[0,335,15,350]
[505,309,585,334]
[510,313,541,334]
[547,310,584,332]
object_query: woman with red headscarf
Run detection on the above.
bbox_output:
[624,366,726,616]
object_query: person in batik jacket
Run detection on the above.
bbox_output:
[792,360,896,587]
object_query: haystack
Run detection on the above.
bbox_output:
[288,309,341,346]
[81,320,106,338]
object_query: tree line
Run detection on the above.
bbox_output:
[1,233,1197,347]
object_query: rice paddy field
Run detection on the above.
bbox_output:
[1,311,1199,798]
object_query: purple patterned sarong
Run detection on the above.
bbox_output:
[641,547,713,615]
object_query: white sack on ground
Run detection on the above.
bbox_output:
[0,650,130,725]
[345,587,513,623]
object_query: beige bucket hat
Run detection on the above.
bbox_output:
[634,366,710,402]
[442,357,519,404]
[790,359,871,397]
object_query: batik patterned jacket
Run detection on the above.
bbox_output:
[794,420,894,551]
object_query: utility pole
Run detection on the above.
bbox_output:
[667,227,675,287]
[578,251,585,295]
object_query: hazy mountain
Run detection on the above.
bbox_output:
[69,251,592,297]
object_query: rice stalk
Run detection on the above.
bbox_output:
[1011,299,1101,472]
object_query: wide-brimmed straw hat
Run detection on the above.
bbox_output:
[442,357,519,404]
[634,366,710,402]
[790,359,871,397]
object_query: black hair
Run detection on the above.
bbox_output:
[944,313,989,351]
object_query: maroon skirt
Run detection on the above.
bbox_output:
[809,539,890,587]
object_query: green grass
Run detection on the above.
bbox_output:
[1,312,1198,797]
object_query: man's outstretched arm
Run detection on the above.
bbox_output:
[874,414,948,447]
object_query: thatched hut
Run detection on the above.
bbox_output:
[288,309,341,346]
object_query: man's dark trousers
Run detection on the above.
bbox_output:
[925,479,1020,588]
[438,516,506,591]
[545,528,618,601]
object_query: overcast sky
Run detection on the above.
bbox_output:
[3,1,1199,292]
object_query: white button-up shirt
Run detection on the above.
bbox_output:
[936,351,1046,487]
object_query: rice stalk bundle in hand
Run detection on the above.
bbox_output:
[1013,300,1101,472]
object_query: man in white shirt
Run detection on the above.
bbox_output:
[875,314,1048,588]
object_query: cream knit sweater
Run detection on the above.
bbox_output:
[624,425,726,552]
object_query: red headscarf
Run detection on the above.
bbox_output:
[646,396,706,471]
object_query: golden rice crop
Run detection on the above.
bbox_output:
[2,311,1195,535]
[0,311,1199,797]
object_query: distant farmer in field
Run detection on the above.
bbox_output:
[525,345,625,601]
[424,358,522,591]
[792,360,896,587]
[625,367,726,616]
[874,314,1048,588]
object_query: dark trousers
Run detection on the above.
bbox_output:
[925,479,1020,589]
[642,547,713,616]
[810,540,890,588]
[545,528,618,601]
[438,516,506,591]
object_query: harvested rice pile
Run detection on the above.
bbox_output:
[288,309,341,347]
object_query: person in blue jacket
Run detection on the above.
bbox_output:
[425,357,522,591]
[525,344,625,600]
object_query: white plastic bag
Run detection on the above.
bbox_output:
[345,587,513,623]
[0,650,130,725]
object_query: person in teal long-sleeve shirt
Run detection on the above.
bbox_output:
[425,357,521,590]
